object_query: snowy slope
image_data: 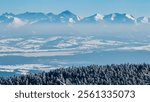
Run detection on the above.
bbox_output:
[81,13,103,23]
[103,13,136,24]
[137,17,150,24]
[58,10,80,23]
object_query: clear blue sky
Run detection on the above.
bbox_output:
[0,0,149,17]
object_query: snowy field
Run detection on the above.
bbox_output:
[1,31,150,77]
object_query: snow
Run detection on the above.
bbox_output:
[0,11,149,24]
[111,14,116,21]
[69,18,75,23]
[5,15,13,19]
[125,14,135,21]
[141,17,149,23]
[77,16,81,21]
[11,17,26,26]
[95,13,103,21]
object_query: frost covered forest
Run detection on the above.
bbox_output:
[0,64,150,85]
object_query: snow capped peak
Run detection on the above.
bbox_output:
[142,17,149,23]
[103,13,136,24]
[81,13,103,23]
[0,11,149,25]
[94,13,104,21]
[125,14,135,21]
[58,10,80,19]
[11,17,26,27]
[137,17,150,24]
[58,10,80,23]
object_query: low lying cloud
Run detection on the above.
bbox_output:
[0,23,150,36]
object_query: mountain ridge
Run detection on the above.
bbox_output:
[0,10,149,26]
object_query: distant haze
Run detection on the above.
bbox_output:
[0,11,150,37]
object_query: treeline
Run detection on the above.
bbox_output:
[0,64,150,85]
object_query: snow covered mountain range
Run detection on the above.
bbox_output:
[0,10,149,26]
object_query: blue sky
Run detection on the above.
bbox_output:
[0,0,150,17]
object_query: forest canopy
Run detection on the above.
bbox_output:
[0,64,150,85]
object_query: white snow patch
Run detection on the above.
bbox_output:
[77,16,81,21]
[69,18,75,23]
[141,17,149,23]
[117,44,150,51]
[0,38,23,44]
[125,14,135,21]
[111,14,116,21]
[12,17,26,26]
[95,13,103,21]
